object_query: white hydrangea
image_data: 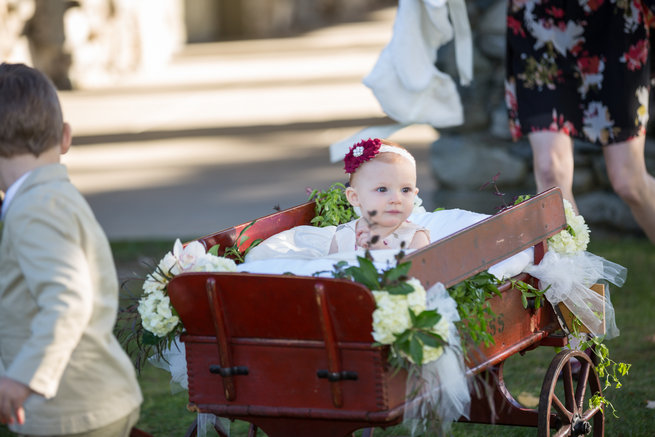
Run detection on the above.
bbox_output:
[138,290,180,337]
[142,276,166,295]
[405,278,427,312]
[548,199,590,255]
[193,254,237,273]
[371,290,412,344]
[158,251,180,277]
[371,278,447,365]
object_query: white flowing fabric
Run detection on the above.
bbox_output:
[524,250,627,339]
[329,0,473,163]
[403,282,470,436]
[362,0,471,127]
[148,337,188,392]
[196,413,231,437]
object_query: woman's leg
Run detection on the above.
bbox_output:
[603,136,655,243]
[528,131,578,211]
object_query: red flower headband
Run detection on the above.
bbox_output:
[344,138,381,174]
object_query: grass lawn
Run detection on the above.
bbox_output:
[1,236,653,436]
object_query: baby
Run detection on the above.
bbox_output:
[329,138,430,253]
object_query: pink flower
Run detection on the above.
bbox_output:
[344,138,381,174]
[507,16,525,37]
[577,54,602,75]
[586,0,604,12]
[621,39,648,72]
[546,6,564,19]
[547,110,578,137]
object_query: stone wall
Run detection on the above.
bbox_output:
[428,0,655,237]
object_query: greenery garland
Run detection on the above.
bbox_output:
[307,182,355,227]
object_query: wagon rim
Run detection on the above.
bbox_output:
[538,349,604,436]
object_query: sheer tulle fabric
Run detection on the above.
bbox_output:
[524,251,626,339]
[403,282,471,436]
[197,413,230,437]
[149,337,188,392]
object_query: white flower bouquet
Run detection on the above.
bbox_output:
[138,239,237,340]
[372,277,449,364]
[548,199,590,255]
[334,255,448,367]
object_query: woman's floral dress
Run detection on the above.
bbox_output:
[505,0,654,146]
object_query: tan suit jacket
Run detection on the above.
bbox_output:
[0,164,142,435]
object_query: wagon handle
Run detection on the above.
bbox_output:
[209,365,249,377]
[316,370,358,382]
[206,277,238,401]
[315,283,346,408]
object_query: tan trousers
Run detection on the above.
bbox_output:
[19,407,140,437]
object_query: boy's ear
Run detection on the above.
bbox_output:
[345,186,360,207]
[60,123,72,155]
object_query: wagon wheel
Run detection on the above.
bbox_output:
[538,349,604,436]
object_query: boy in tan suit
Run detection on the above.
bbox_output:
[0,63,142,435]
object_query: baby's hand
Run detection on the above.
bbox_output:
[356,225,371,249]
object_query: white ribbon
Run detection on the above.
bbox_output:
[524,251,626,339]
[403,282,471,435]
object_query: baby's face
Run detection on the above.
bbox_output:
[348,157,418,229]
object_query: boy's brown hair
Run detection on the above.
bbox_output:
[0,63,64,158]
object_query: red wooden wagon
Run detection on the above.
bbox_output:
[164,188,605,437]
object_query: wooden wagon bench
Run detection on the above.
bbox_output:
[164,188,605,437]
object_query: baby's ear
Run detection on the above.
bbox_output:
[345,186,360,207]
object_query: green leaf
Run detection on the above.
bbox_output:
[310,183,355,227]
[142,330,161,345]
[307,189,319,201]
[207,244,220,256]
[382,261,411,283]
[394,329,412,345]
[408,308,418,325]
[417,330,445,348]
[345,256,380,290]
[415,309,442,329]
[385,282,414,295]
[409,334,423,365]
